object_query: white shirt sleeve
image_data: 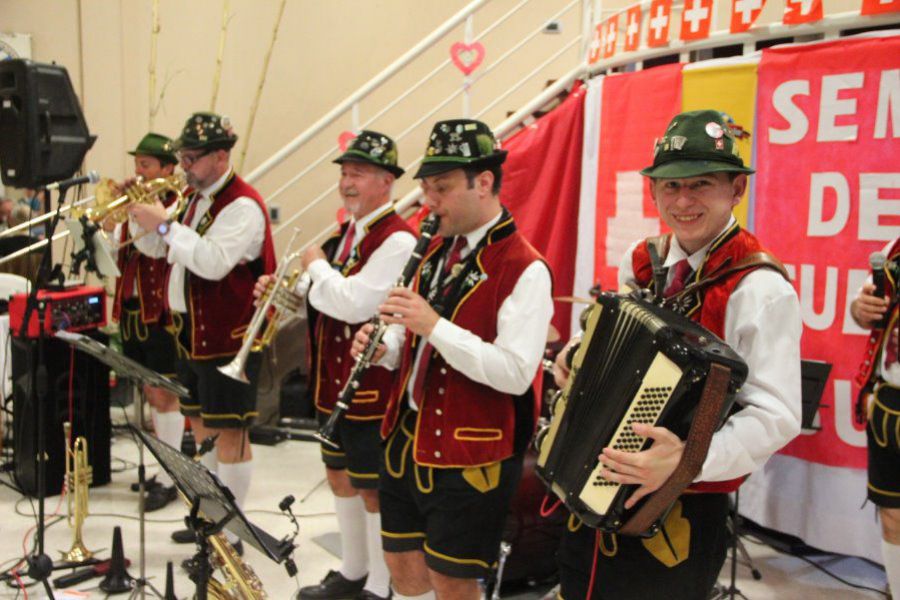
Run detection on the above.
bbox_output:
[131,218,167,258]
[374,323,405,371]
[426,260,554,395]
[698,268,802,482]
[164,197,265,280]
[307,231,417,324]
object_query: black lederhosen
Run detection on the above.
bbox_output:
[317,411,382,489]
[868,383,900,508]
[120,298,176,377]
[379,409,523,579]
[171,312,260,429]
[557,492,730,600]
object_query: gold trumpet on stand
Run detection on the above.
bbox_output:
[61,421,93,562]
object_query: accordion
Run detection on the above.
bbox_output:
[535,292,747,536]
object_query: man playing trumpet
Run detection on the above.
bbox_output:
[130,112,275,556]
[256,131,415,600]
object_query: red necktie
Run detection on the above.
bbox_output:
[410,237,467,406]
[337,225,356,264]
[181,193,202,228]
[664,258,692,298]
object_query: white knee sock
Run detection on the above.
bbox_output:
[335,495,368,580]
[391,590,435,600]
[363,511,391,597]
[153,412,184,487]
[883,539,900,597]
[217,461,253,545]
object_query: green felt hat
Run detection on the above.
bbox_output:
[171,112,238,152]
[413,119,507,179]
[128,132,178,164]
[640,109,755,179]
[333,130,404,178]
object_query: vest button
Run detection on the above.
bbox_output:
[435,429,442,436]
[435,409,443,416]
[440,368,447,375]
[434,451,441,458]
[336,356,342,363]
[438,387,445,394]
[335,336,341,342]
[334,379,341,385]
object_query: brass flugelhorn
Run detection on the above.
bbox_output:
[218,229,305,384]
[62,421,94,562]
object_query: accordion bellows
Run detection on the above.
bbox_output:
[536,293,748,536]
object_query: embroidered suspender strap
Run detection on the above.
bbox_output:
[666,251,789,307]
[619,362,733,536]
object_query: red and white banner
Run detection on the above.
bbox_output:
[754,35,900,469]
[500,83,586,341]
[861,0,900,15]
[592,63,682,292]
[647,0,673,47]
[680,0,713,41]
[624,6,642,52]
[730,0,767,33]
[602,16,619,59]
[783,0,823,24]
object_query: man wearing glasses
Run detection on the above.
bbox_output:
[130,112,276,558]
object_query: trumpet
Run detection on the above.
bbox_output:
[315,214,440,448]
[62,421,94,562]
[218,229,305,384]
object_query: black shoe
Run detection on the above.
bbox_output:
[297,570,367,600]
[144,485,177,512]
[356,591,391,600]
[171,528,195,544]
[130,475,159,492]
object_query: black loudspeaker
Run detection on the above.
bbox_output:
[11,332,111,498]
[0,59,95,188]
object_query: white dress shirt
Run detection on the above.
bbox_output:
[132,168,266,313]
[305,203,417,324]
[618,217,802,483]
[379,211,555,400]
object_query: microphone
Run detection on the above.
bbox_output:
[870,252,887,330]
[43,170,100,191]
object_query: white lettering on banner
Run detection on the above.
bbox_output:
[808,173,850,237]
[843,269,870,335]
[875,69,900,140]
[799,264,837,330]
[784,263,797,280]
[834,379,866,448]
[606,171,659,271]
[817,73,865,142]
[859,173,900,241]
[769,80,810,144]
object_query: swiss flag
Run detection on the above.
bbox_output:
[647,0,672,47]
[624,6,643,52]
[861,0,900,15]
[602,16,619,58]
[783,0,823,24]
[588,23,603,64]
[730,0,767,33]
[680,0,713,40]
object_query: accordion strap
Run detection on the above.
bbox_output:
[668,252,789,306]
[619,362,732,536]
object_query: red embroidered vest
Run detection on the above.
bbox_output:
[112,192,177,324]
[855,238,900,401]
[631,224,772,493]
[381,214,547,468]
[308,208,414,419]
[181,173,276,359]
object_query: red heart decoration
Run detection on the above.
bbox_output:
[338,131,357,152]
[450,41,485,76]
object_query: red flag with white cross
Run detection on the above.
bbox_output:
[602,15,619,58]
[730,0,767,33]
[680,0,713,41]
[588,23,603,64]
[647,0,672,47]
[624,6,643,52]
[860,0,900,15]
[783,0,823,24]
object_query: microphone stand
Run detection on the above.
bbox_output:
[19,182,77,600]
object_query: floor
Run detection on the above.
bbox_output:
[0,421,889,600]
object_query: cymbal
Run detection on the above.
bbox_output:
[554,295,593,305]
[547,323,561,343]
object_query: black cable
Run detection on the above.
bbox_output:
[740,531,888,598]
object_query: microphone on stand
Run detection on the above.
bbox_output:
[871,252,888,330]
[42,170,100,191]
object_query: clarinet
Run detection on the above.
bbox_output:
[314,213,441,449]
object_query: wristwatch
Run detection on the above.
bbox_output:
[156,218,174,236]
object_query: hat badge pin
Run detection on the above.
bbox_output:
[705,122,724,139]
[671,135,687,150]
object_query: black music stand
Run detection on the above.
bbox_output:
[132,426,295,600]
[55,330,188,599]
